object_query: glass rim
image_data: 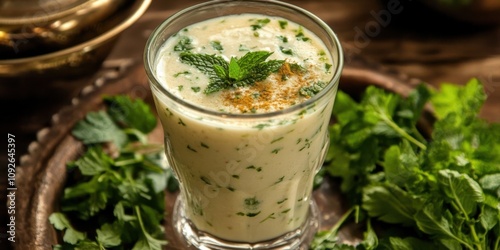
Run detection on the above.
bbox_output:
[144,0,344,120]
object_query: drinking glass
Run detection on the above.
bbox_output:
[144,1,343,249]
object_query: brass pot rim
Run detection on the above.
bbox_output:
[0,0,101,25]
[0,0,151,65]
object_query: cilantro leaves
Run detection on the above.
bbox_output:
[179,51,284,94]
[72,110,128,148]
[51,95,178,250]
[314,78,500,250]
[104,95,157,134]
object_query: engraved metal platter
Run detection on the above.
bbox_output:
[15,57,434,249]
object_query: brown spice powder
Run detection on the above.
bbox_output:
[222,62,317,113]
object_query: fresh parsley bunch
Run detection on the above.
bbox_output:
[49,95,178,250]
[313,79,500,250]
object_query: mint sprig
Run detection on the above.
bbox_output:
[179,51,284,94]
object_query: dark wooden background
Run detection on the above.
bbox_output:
[2,0,500,249]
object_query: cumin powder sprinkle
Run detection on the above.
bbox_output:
[222,63,319,113]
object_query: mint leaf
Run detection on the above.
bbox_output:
[72,110,127,148]
[104,95,157,133]
[179,51,228,80]
[237,51,273,72]
[228,57,242,80]
[180,51,283,94]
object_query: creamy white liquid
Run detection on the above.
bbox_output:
[153,14,336,242]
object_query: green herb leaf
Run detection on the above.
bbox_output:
[68,146,112,176]
[228,57,243,80]
[180,51,284,94]
[52,94,174,249]
[383,141,420,188]
[317,79,499,249]
[430,78,485,120]
[72,110,128,148]
[250,18,270,30]
[299,81,327,97]
[173,36,194,51]
[49,213,86,244]
[96,222,122,247]
[437,169,484,216]
[362,183,424,226]
[104,95,157,133]
[210,40,223,51]
[414,203,473,248]
[388,237,439,250]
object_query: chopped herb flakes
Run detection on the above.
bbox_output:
[274,176,285,184]
[210,40,224,51]
[200,176,211,185]
[246,165,262,172]
[174,36,194,51]
[295,27,310,41]
[244,197,260,210]
[279,46,293,55]
[271,148,283,154]
[250,18,270,30]
[279,20,288,29]
[271,137,284,143]
[277,198,288,204]
[174,71,190,77]
[253,123,270,130]
[260,213,276,223]
[246,212,261,217]
[299,81,328,97]
[277,35,288,43]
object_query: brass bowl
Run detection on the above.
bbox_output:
[0,0,127,59]
[0,0,151,99]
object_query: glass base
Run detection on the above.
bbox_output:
[172,196,320,250]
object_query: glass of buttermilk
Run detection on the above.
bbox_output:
[144,0,343,249]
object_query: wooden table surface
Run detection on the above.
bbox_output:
[2,0,500,249]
